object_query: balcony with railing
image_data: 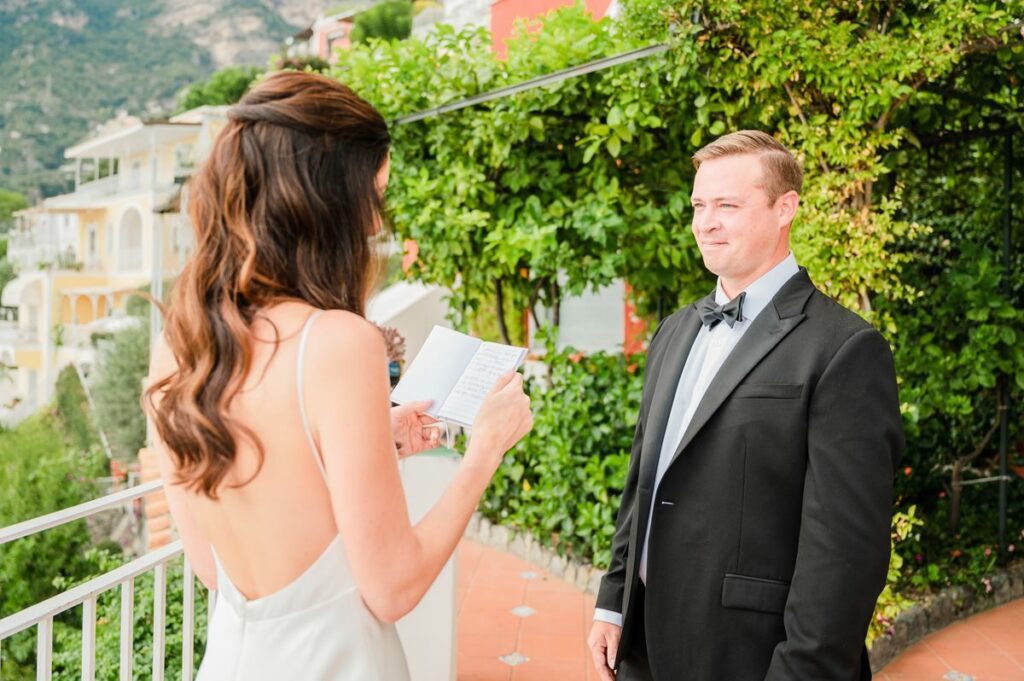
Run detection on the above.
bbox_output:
[74,175,124,199]
[7,232,64,274]
[0,474,207,681]
[0,309,20,348]
[0,451,459,680]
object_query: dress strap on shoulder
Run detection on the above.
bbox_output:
[297,309,328,480]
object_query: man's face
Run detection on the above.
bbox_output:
[690,154,794,289]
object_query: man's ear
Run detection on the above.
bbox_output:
[777,190,800,229]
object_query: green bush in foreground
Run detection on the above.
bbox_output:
[481,348,644,568]
[0,410,107,675]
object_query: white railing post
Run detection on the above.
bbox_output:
[36,616,53,681]
[152,563,166,681]
[119,578,134,681]
[0,481,208,681]
[182,558,195,681]
[82,595,97,681]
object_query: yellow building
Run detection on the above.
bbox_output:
[0,107,227,421]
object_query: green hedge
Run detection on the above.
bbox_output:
[480,348,643,568]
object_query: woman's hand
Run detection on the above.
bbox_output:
[391,400,440,458]
[464,372,533,474]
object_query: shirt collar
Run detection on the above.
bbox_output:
[714,252,800,323]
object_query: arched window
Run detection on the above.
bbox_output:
[118,208,144,271]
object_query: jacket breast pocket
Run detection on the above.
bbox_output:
[732,383,803,400]
[721,573,790,615]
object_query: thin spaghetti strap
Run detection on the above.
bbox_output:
[297,309,328,480]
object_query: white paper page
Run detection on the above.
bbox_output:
[438,342,527,428]
[390,327,482,419]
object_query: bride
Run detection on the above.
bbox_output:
[144,70,533,680]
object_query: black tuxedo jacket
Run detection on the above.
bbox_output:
[596,270,903,681]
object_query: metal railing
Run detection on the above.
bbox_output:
[75,175,121,198]
[0,480,211,681]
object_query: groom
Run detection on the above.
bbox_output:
[587,131,903,680]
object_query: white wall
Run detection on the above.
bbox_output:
[367,282,453,362]
[413,0,491,38]
[397,452,460,681]
[529,278,626,353]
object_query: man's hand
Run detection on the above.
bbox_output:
[391,401,440,458]
[588,620,621,681]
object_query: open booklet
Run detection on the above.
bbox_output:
[389,326,527,428]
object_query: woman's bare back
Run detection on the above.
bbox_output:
[153,302,344,599]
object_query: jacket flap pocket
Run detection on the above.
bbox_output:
[721,574,790,614]
[732,383,803,399]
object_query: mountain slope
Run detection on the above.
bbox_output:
[0,0,319,200]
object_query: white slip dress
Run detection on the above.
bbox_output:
[195,310,412,681]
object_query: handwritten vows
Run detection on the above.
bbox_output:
[390,327,527,428]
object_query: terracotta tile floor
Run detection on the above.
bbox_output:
[878,597,1024,681]
[457,539,598,681]
[456,539,1024,681]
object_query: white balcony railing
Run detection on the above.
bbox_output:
[0,451,460,681]
[75,175,122,198]
[0,480,210,681]
[8,244,63,272]
[0,319,19,347]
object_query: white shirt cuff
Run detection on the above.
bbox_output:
[593,608,623,626]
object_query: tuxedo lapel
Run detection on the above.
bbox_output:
[666,271,815,470]
[638,306,701,493]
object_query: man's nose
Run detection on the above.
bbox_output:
[693,208,721,233]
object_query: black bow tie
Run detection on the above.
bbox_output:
[698,292,746,329]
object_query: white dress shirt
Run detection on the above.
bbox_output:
[594,253,800,627]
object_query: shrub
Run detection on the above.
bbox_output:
[480,348,643,567]
[54,365,100,453]
[869,506,923,645]
[91,320,149,461]
[0,414,107,674]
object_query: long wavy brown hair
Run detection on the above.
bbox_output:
[145,71,391,498]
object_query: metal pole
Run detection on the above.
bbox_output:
[393,43,672,126]
[997,131,1012,566]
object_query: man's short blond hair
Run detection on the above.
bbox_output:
[692,130,803,203]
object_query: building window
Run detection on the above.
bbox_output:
[118,208,144,271]
[131,160,142,189]
[88,224,97,256]
[174,144,194,177]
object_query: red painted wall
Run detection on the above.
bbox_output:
[490,0,613,58]
[317,18,354,60]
